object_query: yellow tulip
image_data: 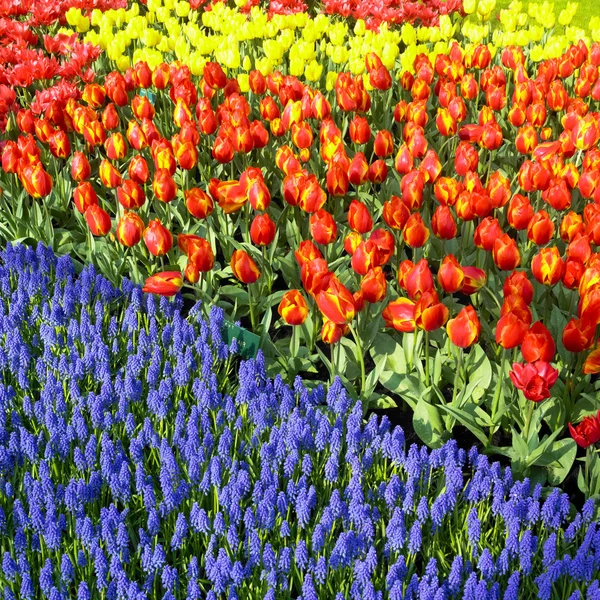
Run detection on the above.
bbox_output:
[305,60,323,82]
[463,0,477,14]
[116,55,131,72]
[325,71,338,91]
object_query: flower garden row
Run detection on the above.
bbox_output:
[0,242,598,599]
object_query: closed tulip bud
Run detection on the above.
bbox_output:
[116,211,144,247]
[382,196,410,230]
[373,129,394,158]
[361,267,387,304]
[82,83,105,108]
[128,155,149,184]
[496,311,530,349]
[567,234,592,265]
[474,217,502,252]
[71,151,91,182]
[185,188,214,220]
[454,141,479,176]
[143,271,183,297]
[405,259,434,300]
[299,176,326,213]
[99,159,122,189]
[521,321,556,363]
[394,144,414,175]
[348,152,369,186]
[153,168,177,203]
[1,141,20,174]
[434,177,462,207]
[563,318,595,353]
[278,290,309,326]
[562,258,586,289]
[16,109,35,134]
[117,179,145,210]
[351,240,380,276]
[508,103,526,127]
[461,266,487,294]
[204,62,227,90]
[436,107,457,137]
[101,103,119,131]
[248,70,267,95]
[447,305,480,348]
[431,205,457,240]
[515,125,538,154]
[73,181,98,214]
[326,164,349,197]
[532,247,564,286]
[105,132,128,161]
[250,213,276,246]
[504,271,534,304]
[48,130,70,159]
[310,209,337,246]
[185,261,200,284]
[317,277,355,325]
[212,136,234,164]
[507,194,534,230]
[397,259,414,290]
[349,116,371,145]
[403,213,430,248]
[230,249,261,284]
[493,234,521,270]
[501,295,532,325]
[438,255,464,293]
[143,219,172,256]
[131,95,155,121]
[368,159,387,184]
[248,180,271,211]
[19,162,53,198]
[348,200,372,234]
[321,319,348,344]
[301,258,331,297]
[85,204,111,236]
[186,237,215,273]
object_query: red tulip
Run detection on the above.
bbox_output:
[360,267,387,304]
[116,211,145,247]
[310,209,337,245]
[569,411,600,448]
[382,298,416,333]
[250,213,276,246]
[316,277,355,325]
[447,306,480,348]
[143,271,183,296]
[278,290,309,326]
[84,205,111,237]
[143,219,173,256]
[509,361,558,402]
[438,255,464,293]
[230,249,261,284]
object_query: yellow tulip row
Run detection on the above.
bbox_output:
[62,0,599,83]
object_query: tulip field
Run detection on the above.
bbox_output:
[2,0,600,597]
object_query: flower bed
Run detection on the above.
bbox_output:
[0,242,598,599]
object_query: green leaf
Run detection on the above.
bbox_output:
[544,439,577,486]
[439,403,491,446]
[413,398,445,448]
[464,344,492,402]
[369,333,405,372]
[525,428,562,468]
[217,285,249,303]
[369,393,397,409]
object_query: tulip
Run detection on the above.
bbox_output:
[230,250,261,284]
[438,255,464,293]
[583,348,600,374]
[301,258,331,297]
[361,267,387,304]
[71,151,91,182]
[415,291,449,332]
[84,205,111,237]
[521,321,556,363]
[527,210,554,246]
[295,240,322,267]
[212,136,234,164]
[326,164,349,197]
[1,142,20,173]
[250,213,276,246]
[531,247,565,286]
[19,162,53,198]
[310,209,337,246]
[496,312,530,349]
[348,152,369,186]
[405,259,434,301]
[374,130,394,158]
[99,159,122,189]
[321,319,348,344]
[382,196,410,231]
[153,169,177,203]
[183,237,214,273]
[105,132,128,160]
[460,266,487,295]
[351,240,381,276]
[368,160,388,185]
[316,277,355,325]
[431,205,457,240]
[128,155,149,185]
[117,179,145,210]
[278,290,309,326]
[503,271,534,305]
[116,212,145,247]
[248,180,271,211]
[493,234,521,271]
[143,220,173,257]
[447,305,480,348]
[501,295,533,325]
[403,213,430,248]
[73,182,98,214]
[561,212,586,242]
[142,271,183,297]
[344,232,362,255]
[49,130,71,159]
[563,258,586,290]
[299,176,326,213]
[509,361,558,402]
[569,411,600,448]
[507,194,534,230]
[348,200,373,234]
[474,217,502,252]
[562,318,595,353]
[382,298,416,333]
[185,188,214,220]
[349,116,371,144]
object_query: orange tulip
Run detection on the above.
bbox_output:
[447,306,480,348]
[278,290,309,326]
[19,162,52,198]
[403,213,430,248]
[310,209,337,246]
[250,213,276,246]
[521,321,556,363]
[116,212,145,247]
[143,271,183,297]
[316,277,356,325]
[230,249,261,284]
[360,267,387,304]
[143,219,173,257]
[415,291,449,331]
[73,182,98,214]
[493,234,521,270]
[382,298,416,333]
[117,179,146,210]
[496,311,529,349]
[438,255,464,293]
[531,247,564,286]
[84,205,111,237]
[348,200,373,234]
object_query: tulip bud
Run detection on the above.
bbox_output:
[278,290,309,326]
[143,271,183,297]
[447,305,480,348]
[493,234,521,270]
[403,213,430,248]
[19,162,53,198]
[116,211,145,247]
[230,249,261,284]
[250,213,276,246]
[85,204,111,236]
[531,247,565,286]
[361,267,387,304]
[348,200,372,234]
[153,169,177,203]
[143,219,173,256]
[73,181,98,214]
[71,151,91,182]
[117,179,145,210]
[438,255,464,293]
[310,209,337,246]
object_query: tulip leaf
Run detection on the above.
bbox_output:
[571,393,600,423]
[413,398,445,448]
[464,344,492,401]
[525,428,563,468]
[544,439,577,486]
[370,333,405,373]
[438,403,490,446]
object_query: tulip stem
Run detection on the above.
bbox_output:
[489,348,507,445]
[450,348,462,406]
[248,283,257,332]
[523,399,535,442]
[425,331,430,388]
[348,323,366,399]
